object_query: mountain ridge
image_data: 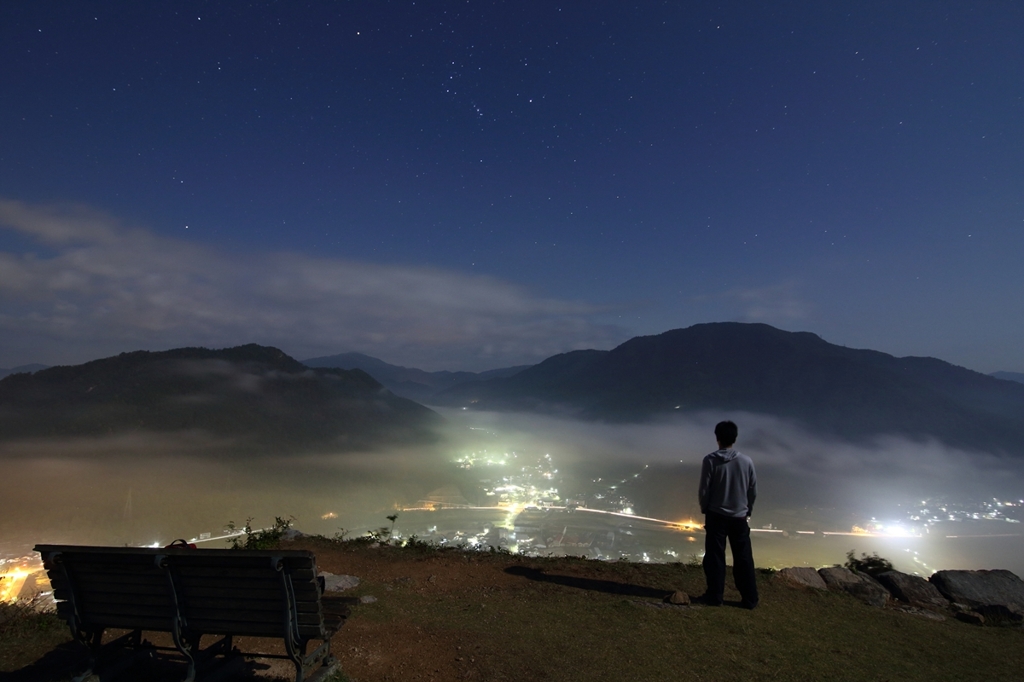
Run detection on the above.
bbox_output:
[433,323,1024,455]
[302,351,531,402]
[0,363,49,380]
[992,371,1024,385]
[0,344,441,452]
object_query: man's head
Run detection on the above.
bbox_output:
[714,420,738,448]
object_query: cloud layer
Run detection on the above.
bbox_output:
[441,409,1024,513]
[0,199,625,369]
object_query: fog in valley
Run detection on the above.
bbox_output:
[3,409,1024,591]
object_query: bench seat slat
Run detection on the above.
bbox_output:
[185,608,323,626]
[175,585,283,600]
[185,620,328,637]
[177,576,281,590]
[80,593,175,608]
[182,600,285,614]
[170,556,314,570]
[178,578,320,598]
[36,545,316,560]
[173,566,315,581]
[178,620,289,637]
[59,560,163,572]
[79,614,176,631]
[70,573,168,589]
[182,597,321,614]
[56,606,327,635]
[75,601,176,619]
[53,584,185,603]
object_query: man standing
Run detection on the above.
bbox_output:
[697,420,759,608]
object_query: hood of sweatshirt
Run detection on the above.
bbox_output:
[711,448,738,462]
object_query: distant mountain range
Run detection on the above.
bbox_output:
[302,351,530,402]
[0,363,48,380]
[432,323,1024,456]
[4,329,1023,455]
[0,345,440,452]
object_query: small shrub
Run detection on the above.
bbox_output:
[314,528,351,542]
[844,550,894,577]
[0,596,61,638]
[362,514,402,546]
[364,527,392,544]
[402,535,436,551]
[227,515,294,550]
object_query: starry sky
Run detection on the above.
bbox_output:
[1,1,1022,372]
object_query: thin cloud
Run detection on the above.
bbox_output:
[693,281,811,324]
[0,199,624,369]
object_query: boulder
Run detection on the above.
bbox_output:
[974,604,1024,626]
[664,590,690,605]
[929,569,1024,617]
[955,611,985,626]
[319,572,361,592]
[774,567,828,590]
[875,570,949,610]
[818,566,889,607]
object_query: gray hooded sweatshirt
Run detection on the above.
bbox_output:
[698,449,757,518]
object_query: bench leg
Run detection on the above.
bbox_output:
[170,629,199,682]
[304,657,341,682]
[193,635,244,682]
[69,626,104,682]
[290,640,308,682]
[72,628,148,682]
[289,638,335,682]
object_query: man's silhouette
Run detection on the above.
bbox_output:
[697,420,759,608]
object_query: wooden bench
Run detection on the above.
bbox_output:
[35,544,350,682]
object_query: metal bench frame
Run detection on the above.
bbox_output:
[35,545,347,682]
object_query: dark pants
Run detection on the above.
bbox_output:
[703,510,758,605]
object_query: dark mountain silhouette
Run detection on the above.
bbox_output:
[0,345,440,452]
[302,351,531,402]
[992,371,1024,385]
[0,363,48,380]
[434,323,1024,455]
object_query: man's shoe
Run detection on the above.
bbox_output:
[694,594,723,606]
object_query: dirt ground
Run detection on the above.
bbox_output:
[13,538,1019,682]
[6,539,693,682]
[313,541,575,682]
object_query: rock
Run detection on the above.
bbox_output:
[891,604,946,621]
[319,572,361,592]
[875,570,949,610]
[775,567,827,590]
[929,569,1024,617]
[359,595,377,604]
[955,610,985,626]
[818,566,889,607]
[664,591,690,605]
[974,604,1024,627]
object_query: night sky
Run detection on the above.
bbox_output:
[1,2,1021,372]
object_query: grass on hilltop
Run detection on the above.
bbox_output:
[3,534,1023,681]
